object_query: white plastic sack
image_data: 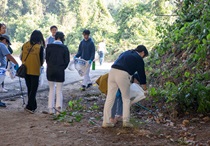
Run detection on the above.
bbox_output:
[39,66,44,86]
[130,83,146,105]
[74,58,89,77]
[6,61,16,79]
[68,60,75,71]
[0,68,6,83]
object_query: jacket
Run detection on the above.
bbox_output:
[96,73,108,95]
[46,42,70,82]
[112,50,146,84]
[75,38,95,61]
[21,41,44,76]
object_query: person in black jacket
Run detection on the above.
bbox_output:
[102,45,148,128]
[46,31,70,114]
[75,29,95,91]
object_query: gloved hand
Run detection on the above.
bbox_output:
[89,60,92,64]
[14,64,19,71]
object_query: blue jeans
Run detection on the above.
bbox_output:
[111,90,123,118]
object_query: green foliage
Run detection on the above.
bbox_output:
[148,0,210,114]
[54,98,84,123]
[0,0,175,57]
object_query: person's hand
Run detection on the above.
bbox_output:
[14,64,19,71]
[89,60,92,64]
[74,56,78,60]
[142,84,147,91]
[144,90,148,96]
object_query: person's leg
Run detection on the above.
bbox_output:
[25,75,31,108]
[111,95,119,119]
[116,71,132,127]
[85,65,92,88]
[48,81,55,114]
[103,69,118,127]
[116,95,123,116]
[26,75,39,111]
[55,82,63,112]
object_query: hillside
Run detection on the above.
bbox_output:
[147,0,210,114]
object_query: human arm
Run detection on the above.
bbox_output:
[39,46,44,66]
[64,47,70,69]
[137,58,147,90]
[6,54,18,65]
[90,42,95,61]
[75,42,82,58]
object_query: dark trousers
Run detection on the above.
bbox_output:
[25,74,39,111]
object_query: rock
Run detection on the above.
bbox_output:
[182,120,190,126]
[203,116,210,122]
[191,118,200,122]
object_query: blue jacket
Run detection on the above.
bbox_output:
[76,38,95,61]
[112,50,146,84]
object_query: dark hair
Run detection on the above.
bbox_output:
[83,29,90,35]
[0,23,6,30]
[55,31,65,43]
[50,25,58,30]
[134,45,149,57]
[30,30,45,47]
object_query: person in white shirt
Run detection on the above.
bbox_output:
[45,25,58,46]
[98,40,107,65]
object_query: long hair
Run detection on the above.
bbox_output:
[30,30,45,48]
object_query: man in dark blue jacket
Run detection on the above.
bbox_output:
[75,30,95,91]
[103,45,148,128]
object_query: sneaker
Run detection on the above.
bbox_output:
[81,85,86,91]
[123,122,134,128]
[24,108,35,114]
[55,107,61,115]
[0,88,8,93]
[87,83,93,88]
[102,122,115,128]
[0,101,6,107]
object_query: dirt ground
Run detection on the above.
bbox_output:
[0,80,210,146]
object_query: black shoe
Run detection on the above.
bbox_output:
[81,85,86,91]
[0,101,6,107]
[24,108,35,114]
[87,83,93,88]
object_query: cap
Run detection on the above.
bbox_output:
[0,34,11,45]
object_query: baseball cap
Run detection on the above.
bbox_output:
[0,34,11,45]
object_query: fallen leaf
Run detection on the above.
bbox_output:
[182,120,190,126]
[203,116,209,122]
[191,118,199,122]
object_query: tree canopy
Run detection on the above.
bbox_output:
[0,0,175,58]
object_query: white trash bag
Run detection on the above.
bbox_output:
[6,61,16,79]
[39,66,44,86]
[0,68,6,83]
[130,83,146,105]
[74,58,89,77]
[68,60,75,71]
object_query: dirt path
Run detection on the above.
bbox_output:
[0,81,210,146]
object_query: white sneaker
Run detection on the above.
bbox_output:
[123,122,134,128]
[102,123,115,128]
[0,88,8,93]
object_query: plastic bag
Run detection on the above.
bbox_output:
[74,58,89,76]
[0,68,6,83]
[6,61,16,79]
[68,60,75,71]
[130,83,146,105]
[39,66,44,86]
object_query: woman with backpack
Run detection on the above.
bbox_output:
[21,30,44,114]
